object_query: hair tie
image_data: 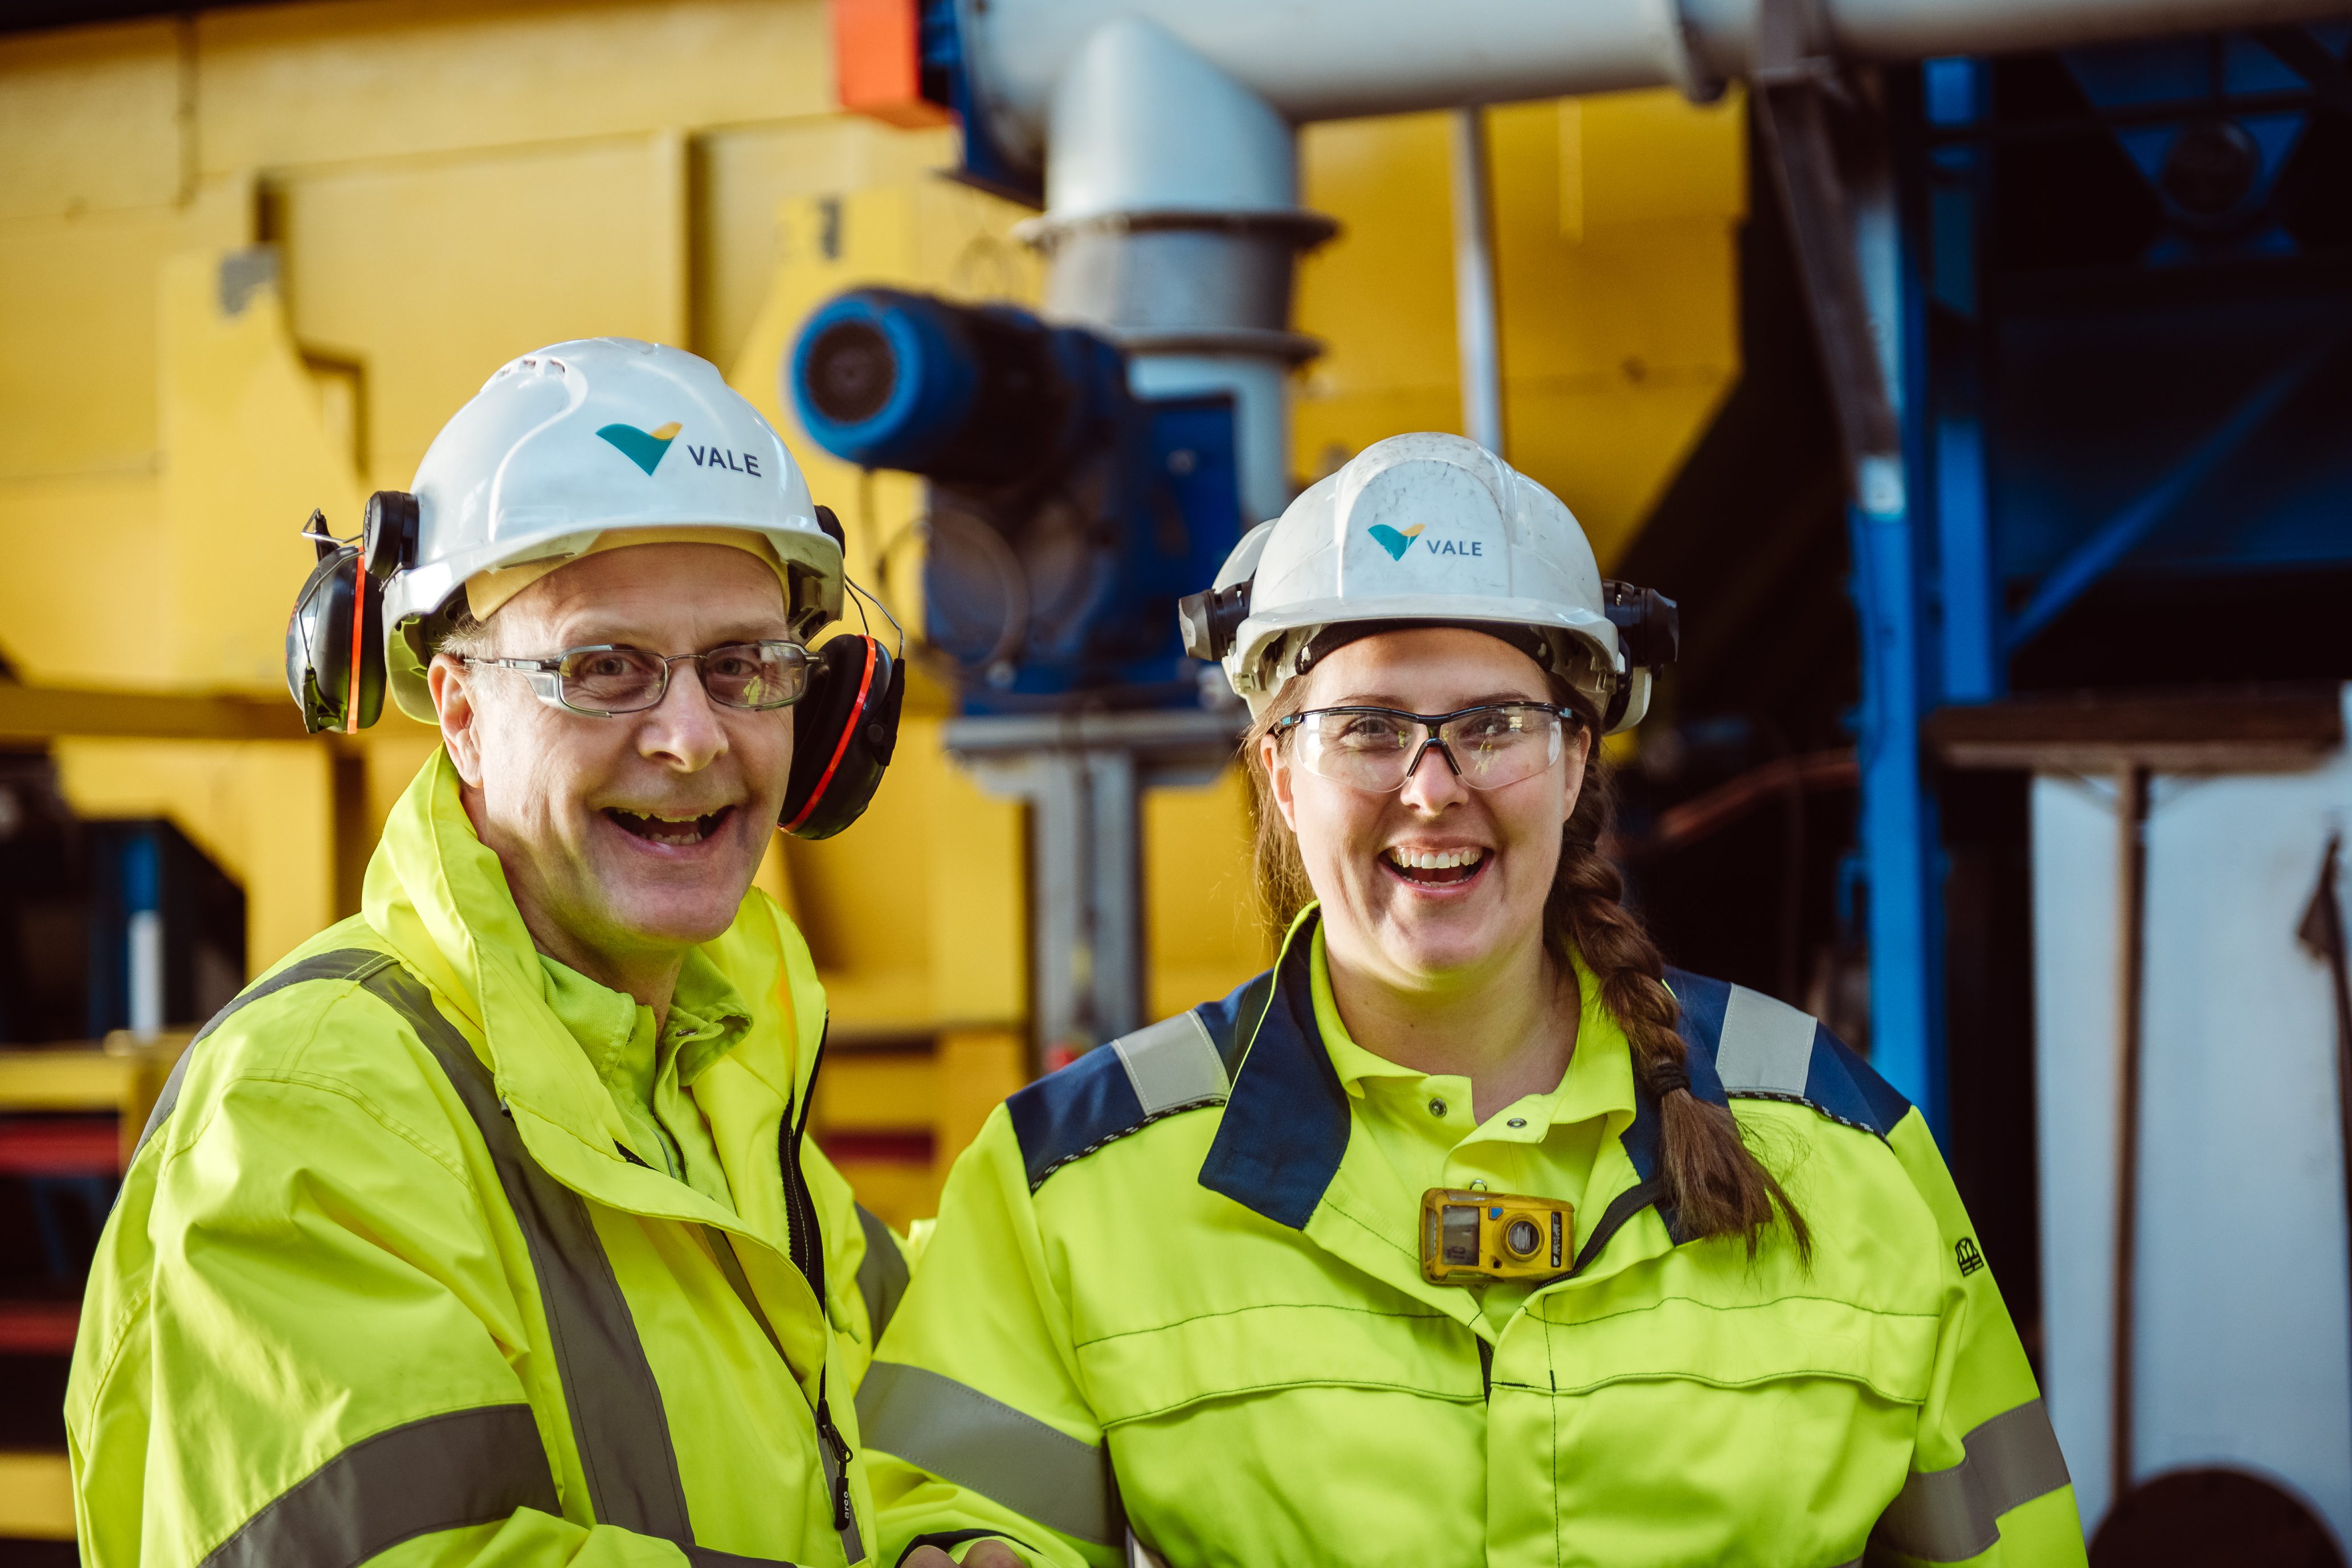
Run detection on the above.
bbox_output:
[1648,1060,1691,1097]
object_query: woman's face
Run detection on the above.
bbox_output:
[1261,626,1590,987]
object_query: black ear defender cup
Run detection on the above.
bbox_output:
[779,504,906,839]
[283,491,420,735]
[780,633,904,839]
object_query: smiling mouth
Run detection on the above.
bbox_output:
[606,806,735,846]
[1382,847,1488,887]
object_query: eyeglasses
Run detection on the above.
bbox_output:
[463,641,810,716]
[1272,703,1578,793]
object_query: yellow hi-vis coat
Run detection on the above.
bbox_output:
[68,751,911,1568]
[863,909,2084,1567]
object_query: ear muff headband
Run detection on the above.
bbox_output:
[344,550,369,735]
[783,636,875,834]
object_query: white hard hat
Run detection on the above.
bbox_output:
[1177,433,1675,733]
[379,338,842,722]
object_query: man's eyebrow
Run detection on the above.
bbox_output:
[546,618,793,648]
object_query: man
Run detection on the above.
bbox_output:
[68,339,908,1567]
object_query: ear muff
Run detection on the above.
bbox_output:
[285,526,383,734]
[779,634,904,839]
[283,492,419,735]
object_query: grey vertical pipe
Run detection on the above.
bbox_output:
[1085,749,1143,1042]
[1449,106,1505,457]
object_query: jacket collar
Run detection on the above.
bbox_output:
[361,753,818,1237]
[1197,906,1736,1287]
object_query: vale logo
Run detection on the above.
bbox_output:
[1367,520,1484,562]
[597,421,683,476]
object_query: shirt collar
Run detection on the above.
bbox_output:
[1203,904,1709,1244]
[535,945,754,1094]
[1307,921,1638,1137]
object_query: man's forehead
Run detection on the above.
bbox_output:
[512,543,791,644]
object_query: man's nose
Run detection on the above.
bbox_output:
[637,663,729,770]
[1397,739,1468,812]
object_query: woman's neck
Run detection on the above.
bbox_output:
[1322,922,1579,1122]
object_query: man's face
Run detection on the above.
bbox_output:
[430,543,795,977]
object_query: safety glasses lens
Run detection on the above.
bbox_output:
[552,642,808,714]
[557,647,669,713]
[700,642,809,710]
[1292,706,1568,792]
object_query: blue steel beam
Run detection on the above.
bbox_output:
[2004,338,2338,651]
[1851,158,1948,1140]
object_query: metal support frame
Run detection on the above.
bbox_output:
[1754,0,1945,1128]
[1449,105,1505,456]
[2108,763,2150,1505]
[944,708,1241,1068]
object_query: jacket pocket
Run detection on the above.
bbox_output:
[1529,1293,1936,1568]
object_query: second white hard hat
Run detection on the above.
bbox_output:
[1179,433,1673,733]
[380,338,842,722]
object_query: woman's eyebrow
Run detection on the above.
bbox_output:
[1322,691,1545,710]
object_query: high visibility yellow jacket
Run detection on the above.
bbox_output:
[863,909,2084,1567]
[68,750,910,1568]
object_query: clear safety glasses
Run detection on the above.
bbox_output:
[464,640,810,717]
[1273,703,1579,793]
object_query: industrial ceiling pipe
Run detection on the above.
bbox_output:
[964,0,2352,518]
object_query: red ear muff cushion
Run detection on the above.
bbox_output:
[780,635,904,839]
[285,544,386,735]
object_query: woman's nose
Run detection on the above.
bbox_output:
[1397,740,1468,811]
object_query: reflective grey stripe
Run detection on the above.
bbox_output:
[353,962,712,1546]
[856,1361,1116,1545]
[855,1203,910,1342]
[200,1403,555,1568]
[1111,1012,1228,1117]
[1870,1397,2073,1562]
[1716,984,1818,1097]
[134,948,399,1162]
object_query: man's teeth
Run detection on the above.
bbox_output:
[611,808,727,845]
[1388,848,1484,871]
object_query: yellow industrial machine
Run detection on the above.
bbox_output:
[0,0,1741,1544]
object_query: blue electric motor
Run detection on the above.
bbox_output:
[787,287,1243,712]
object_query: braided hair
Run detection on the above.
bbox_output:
[1246,670,1808,1259]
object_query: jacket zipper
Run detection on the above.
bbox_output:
[779,1023,856,1536]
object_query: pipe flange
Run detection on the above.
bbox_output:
[1016,207,1341,253]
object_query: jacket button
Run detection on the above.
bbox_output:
[1507,1117,1527,1129]
[1428,1098,1447,1118]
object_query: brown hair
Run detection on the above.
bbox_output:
[1246,672,1809,1259]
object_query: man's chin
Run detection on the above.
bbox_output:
[581,854,765,952]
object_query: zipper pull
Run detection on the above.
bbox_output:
[816,1391,855,1529]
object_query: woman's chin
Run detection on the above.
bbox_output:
[1370,909,1522,980]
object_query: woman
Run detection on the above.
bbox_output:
[858,435,2082,1567]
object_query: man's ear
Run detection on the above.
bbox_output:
[428,654,486,787]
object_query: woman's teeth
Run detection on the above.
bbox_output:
[608,807,730,846]
[1385,847,1486,882]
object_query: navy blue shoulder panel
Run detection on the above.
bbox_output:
[1804,1028,1914,1138]
[1006,1044,1146,1191]
[1661,965,1909,1138]
[1005,971,1268,1192]
[1660,966,1733,1106]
